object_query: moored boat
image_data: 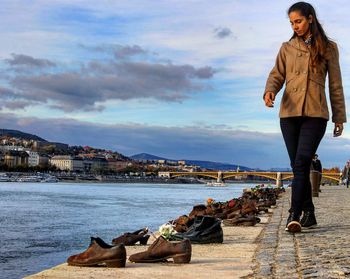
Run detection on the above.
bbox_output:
[206,181,226,187]
[41,175,59,183]
[17,175,42,182]
[0,174,10,182]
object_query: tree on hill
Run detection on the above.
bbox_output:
[0,129,47,141]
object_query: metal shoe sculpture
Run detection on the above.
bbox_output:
[129,236,192,263]
[112,227,150,246]
[67,237,126,267]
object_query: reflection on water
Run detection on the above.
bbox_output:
[0,182,253,279]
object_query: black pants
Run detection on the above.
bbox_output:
[280,117,327,216]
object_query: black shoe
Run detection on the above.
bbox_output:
[171,216,223,244]
[300,211,317,228]
[171,215,211,239]
[285,211,301,233]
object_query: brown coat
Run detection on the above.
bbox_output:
[264,37,346,123]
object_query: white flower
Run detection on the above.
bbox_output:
[158,223,176,240]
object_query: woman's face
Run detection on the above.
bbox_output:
[289,11,311,38]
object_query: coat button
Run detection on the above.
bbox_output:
[298,53,302,57]
[295,71,300,74]
[302,88,306,91]
[303,70,307,74]
[293,88,297,92]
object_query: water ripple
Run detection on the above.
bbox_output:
[0,182,250,279]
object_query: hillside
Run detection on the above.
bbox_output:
[131,153,251,171]
[0,129,47,142]
[130,153,166,161]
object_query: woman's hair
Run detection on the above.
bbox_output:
[288,2,329,65]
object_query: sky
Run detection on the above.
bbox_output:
[0,0,350,169]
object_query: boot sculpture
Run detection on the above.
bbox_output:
[67,237,126,267]
[112,227,150,246]
[129,236,191,263]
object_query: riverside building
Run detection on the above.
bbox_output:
[50,155,84,172]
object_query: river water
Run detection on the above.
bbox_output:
[0,182,256,279]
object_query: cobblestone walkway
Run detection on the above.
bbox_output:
[253,185,350,279]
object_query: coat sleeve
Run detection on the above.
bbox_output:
[328,43,347,123]
[263,43,286,99]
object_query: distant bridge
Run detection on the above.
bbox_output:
[158,171,342,186]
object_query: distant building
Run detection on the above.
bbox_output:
[82,159,93,172]
[178,160,186,166]
[90,157,108,171]
[107,159,131,171]
[180,165,201,172]
[4,150,29,167]
[50,155,84,171]
[79,155,109,172]
[134,158,150,163]
[30,141,46,151]
[158,171,170,178]
[0,145,25,152]
[26,151,40,166]
[39,154,49,167]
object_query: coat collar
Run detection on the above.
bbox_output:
[288,36,310,52]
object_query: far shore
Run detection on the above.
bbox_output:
[0,171,280,185]
[58,179,277,184]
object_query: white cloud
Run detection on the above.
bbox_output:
[0,0,349,168]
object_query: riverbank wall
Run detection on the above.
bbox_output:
[25,185,350,278]
[25,220,269,279]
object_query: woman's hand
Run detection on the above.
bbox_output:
[264,92,275,107]
[334,123,344,137]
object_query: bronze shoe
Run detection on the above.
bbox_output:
[189,204,207,219]
[67,237,126,267]
[112,227,150,246]
[171,215,190,233]
[240,200,258,215]
[129,236,191,264]
[223,215,260,226]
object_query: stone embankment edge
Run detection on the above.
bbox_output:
[25,192,288,279]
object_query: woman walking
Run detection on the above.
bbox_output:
[264,2,346,232]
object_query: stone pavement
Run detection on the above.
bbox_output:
[253,185,350,279]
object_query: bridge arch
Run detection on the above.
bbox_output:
[282,175,294,180]
[322,174,341,183]
[223,173,277,181]
[163,171,341,184]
